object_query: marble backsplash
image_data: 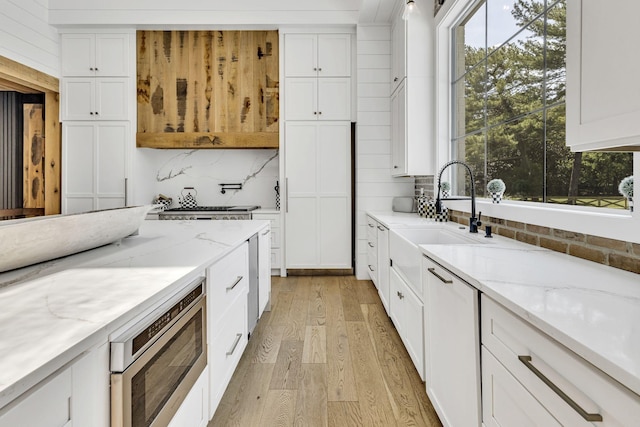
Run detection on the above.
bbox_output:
[135,148,280,209]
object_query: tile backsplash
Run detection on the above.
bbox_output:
[449,209,640,275]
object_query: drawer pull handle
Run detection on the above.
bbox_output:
[428,267,452,284]
[368,264,374,272]
[397,291,404,299]
[368,223,374,228]
[261,229,270,236]
[226,276,243,291]
[368,242,375,248]
[518,355,603,422]
[226,333,243,356]
[377,225,385,231]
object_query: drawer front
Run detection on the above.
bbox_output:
[366,218,377,242]
[482,295,640,426]
[482,347,561,427]
[367,246,377,279]
[209,292,248,416]
[208,243,249,327]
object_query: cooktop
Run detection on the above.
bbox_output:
[164,205,260,212]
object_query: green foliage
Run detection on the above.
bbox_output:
[454,0,632,204]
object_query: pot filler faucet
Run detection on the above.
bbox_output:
[435,160,482,233]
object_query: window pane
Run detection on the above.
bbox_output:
[453,132,486,197]
[545,0,566,105]
[487,112,544,201]
[454,62,486,137]
[454,2,486,78]
[487,0,545,50]
[486,20,544,125]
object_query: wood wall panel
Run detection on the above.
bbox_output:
[23,103,45,208]
[137,30,279,148]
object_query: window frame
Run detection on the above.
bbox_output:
[434,0,639,244]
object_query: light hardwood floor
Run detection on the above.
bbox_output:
[209,276,443,427]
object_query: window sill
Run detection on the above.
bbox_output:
[443,198,639,244]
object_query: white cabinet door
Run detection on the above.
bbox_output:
[61,33,130,77]
[317,34,351,77]
[377,224,390,314]
[391,80,406,175]
[285,122,351,269]
[566,1,640,151]
[391,6,406,92]
[284,34,350,78]
[389,267,405,334]
[63,122,128,214]
[284,34,317,77]
[482,347,561,427]
[424,257,481,427]
[317,78,351,120]
[168,368,209,427]
[284,78,317,120]
[258,227,271,315]
[62,78,128,121]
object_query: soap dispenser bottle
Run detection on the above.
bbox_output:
[417,188,428,217]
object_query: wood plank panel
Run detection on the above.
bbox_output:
[251,325,285,364]
[0,55,58,93]
[302,326,327,363]
[260,390,297,427]
[23,103,44,209]
[137,30,279,148]
[328,401,363,427]
[270,340,303,390]
[325,276,358,402]
[294,364,328,427]
[44,90,60,215]
[269,291,294,326]
[340,277,365,321]
[308,277,327,326]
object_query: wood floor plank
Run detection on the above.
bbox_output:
[328,401,363,427]
[269,340,304,390]
[209,362,275,426]
[270,291,294,326]
[347,321,398,427]
[340,277,364,321]
[308,277,327,326]
[365,302,442,426]
[325,277,358,402]
[259,390,297,427]
[294,364,328,427]
[302,325,327,363]
[251,325,285,364]
[355,279,380,304]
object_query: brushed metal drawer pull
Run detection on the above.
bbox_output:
[377,225,385,231]
[368,264,374,272]
[518,355,603,422]
[368,242,375,248]
[261,229,270,236]
[368,223,374,228]
[428,267,453,284]
[226,276,243,291]
[226,333,243,356]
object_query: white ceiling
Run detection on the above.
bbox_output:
[359,0,399,23]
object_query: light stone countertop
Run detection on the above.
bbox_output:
[0,219,269,409]
[367,211,640,396]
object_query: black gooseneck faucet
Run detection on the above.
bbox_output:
[435,160,482,233]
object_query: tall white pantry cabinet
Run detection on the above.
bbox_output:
[60,32,134,214]
[283,33,353,270]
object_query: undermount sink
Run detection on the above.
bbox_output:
[389,226,486,297]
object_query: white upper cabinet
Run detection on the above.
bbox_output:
[391,6,407,93]
[566,1,640,151]
[284,34,351,77]
[61,33,130,77]
[284,78,351,121]
[62,78,129,121]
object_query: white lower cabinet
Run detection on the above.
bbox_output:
[252,211,281,275]
[376,223,390,314]
[389,267,424,380]
[366,217,378,285]
[423,256,481,427]
[481,295,640,426]
[258,226,272,314]
[168,367,209,427]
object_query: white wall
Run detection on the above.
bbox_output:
[355,25,414,279]
[0,0,60,77]
[48,0,360,27]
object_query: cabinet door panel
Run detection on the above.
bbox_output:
[318,122,350,194]
[319,197,350,268]
[64,124,95,195]
[317,78,351,121]
[389,268,404,333]
[284,78,317,120]
[285,123,317,195]
[391,81,406,175]
[95,34,130,77]
[95,79,129,120]
[258,228,271,314]
[286,197,318,268]
[96,124,127,196]
[318,34,351,77]
[403,282,424,380]
[62,79,94,120]
[377,225,390,314]
[284,34,317,77]
[61,34,96,77]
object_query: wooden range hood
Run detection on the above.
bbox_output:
[137,30,279,149]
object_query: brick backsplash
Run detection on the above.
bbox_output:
[448,209,640,275]
[414,175,434,198]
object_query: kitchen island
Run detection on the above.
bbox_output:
[0,219,269,424]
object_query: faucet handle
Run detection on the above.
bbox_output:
[476,211,482,227]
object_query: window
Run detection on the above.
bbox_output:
[451,0,633,209]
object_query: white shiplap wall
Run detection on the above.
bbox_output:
[0,0,59,77]
[355,25,413,280]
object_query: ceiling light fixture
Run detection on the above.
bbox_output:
[402,0,420,20]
